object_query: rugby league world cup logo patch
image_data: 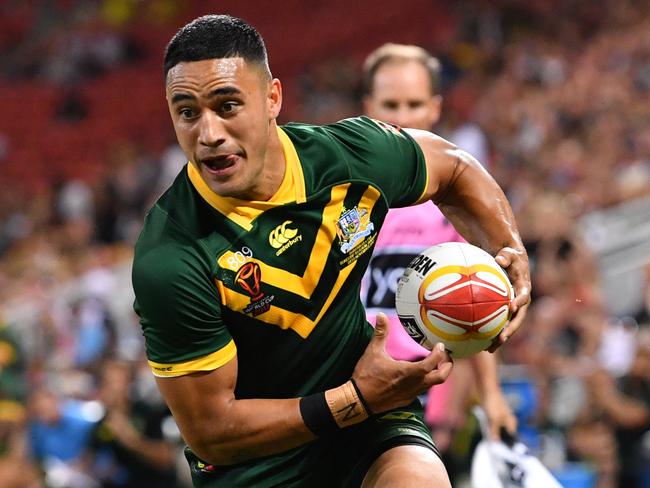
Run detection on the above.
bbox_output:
[235,262,274,316]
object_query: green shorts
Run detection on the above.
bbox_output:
[186,399,438,487]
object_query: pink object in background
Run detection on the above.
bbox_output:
[362,201,465,420]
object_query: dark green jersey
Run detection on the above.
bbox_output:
[132,117,429,486]
[133,117,427,399]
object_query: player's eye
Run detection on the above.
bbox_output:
[221,101,240,115]
[382,101,398,110]
[408,101,424,109]
[179,108,197,119]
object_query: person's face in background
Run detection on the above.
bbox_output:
[29,389,60,424]
[363,59,442,131]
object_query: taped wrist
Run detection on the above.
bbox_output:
[300,381,369,436]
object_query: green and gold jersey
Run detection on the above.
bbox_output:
[132,117,427,400]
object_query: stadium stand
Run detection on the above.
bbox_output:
[0,1,648,486]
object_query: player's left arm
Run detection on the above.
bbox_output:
[406,129,531,348]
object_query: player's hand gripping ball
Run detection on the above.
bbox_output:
[395,242,514,358]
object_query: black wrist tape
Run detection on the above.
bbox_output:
[299,392,338,437]
[350,378,373,416]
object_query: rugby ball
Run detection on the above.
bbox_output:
[395,242,513,358]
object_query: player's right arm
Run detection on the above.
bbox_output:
[154,356,309,464]
[132,237,312,465]
[151,315,452,465]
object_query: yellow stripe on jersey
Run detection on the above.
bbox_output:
[277,127,306,204]
[295,259,357,337]
[414,156,430,205]
[148,339,237,377]
[217,184,351,298]
[187,127,306,230]
[219,255,357,338]
[216,185,382,338]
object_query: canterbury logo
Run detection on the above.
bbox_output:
[269,221,298,248]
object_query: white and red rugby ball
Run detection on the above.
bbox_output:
[395,242,514,358]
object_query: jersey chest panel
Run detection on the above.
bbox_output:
[212,182,385,339]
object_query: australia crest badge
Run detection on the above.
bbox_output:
[336,206,375,254]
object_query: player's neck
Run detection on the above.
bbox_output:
[253,119,286,201]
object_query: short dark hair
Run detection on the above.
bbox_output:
[363,43,441,96]
[163,14,270,79]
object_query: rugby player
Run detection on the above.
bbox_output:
[132,15,530,487]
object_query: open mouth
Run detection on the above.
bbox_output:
[201,155,239,175]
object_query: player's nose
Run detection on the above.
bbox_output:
[198,110,227,147]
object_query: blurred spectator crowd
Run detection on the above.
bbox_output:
[0,0,648,487]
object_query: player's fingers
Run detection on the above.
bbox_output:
[487,334,503,353]
[494,254,510,268]
[494,246,520,268]
[418,342,447,369]
[372,312,390,346]
[423,353,454,386]
[504,301,529,339]
[495,247,531,310]
[487,301,529,352]
[421,343,453,372]
[511,286,531,311]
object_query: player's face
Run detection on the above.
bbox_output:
[166,58,282,200]
[364,60,441,131]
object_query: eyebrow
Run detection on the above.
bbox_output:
[170,86,243,105]
[170,93,195,105]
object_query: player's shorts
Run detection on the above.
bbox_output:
[186,399,438,487]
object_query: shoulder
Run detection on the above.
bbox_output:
[403,128,488,204]
[134,170,216,278]
[281,116,423,168]
[134,229,212,289]
[133,203,215,301]
[281,118,429,207]
[282,116,409,146]
[402,128,457,158]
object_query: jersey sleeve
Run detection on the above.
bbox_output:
[132,225,236,378]
[324,116,429,207]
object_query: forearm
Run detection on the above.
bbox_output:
[198,379,373,464]
[155,318,453,466]
[199,397,313,464]
[157,371,369,465]
[470,351,501,401]
[162,380,313,466]
[435,150,523,256]
[406,130,526,264]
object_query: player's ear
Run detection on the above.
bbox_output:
[268,78,282,120]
